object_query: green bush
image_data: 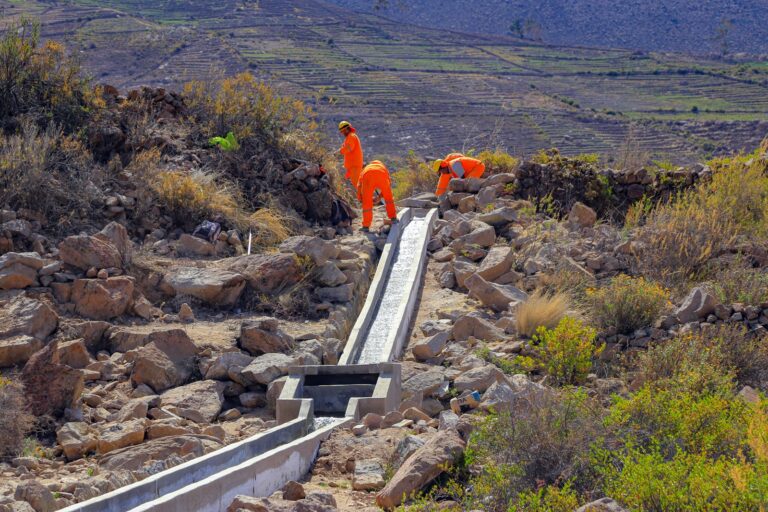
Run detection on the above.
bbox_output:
[586,275,669,335]
[391,151,435,200]
[532,317,602,385]
[476,148,519,175]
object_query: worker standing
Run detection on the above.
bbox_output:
[338,121,364,187]
[358,160,398,232]
[433,154,486,197]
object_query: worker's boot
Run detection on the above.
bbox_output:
[389,217,399,224]
[360,227,370,233]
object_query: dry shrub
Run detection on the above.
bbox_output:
[0,121,102,228]
[476,148,519,175]
[248,206,293,248]
[709,265,768,305]
[515,290,571,337]
[587,274,669,335]
[0,18,93,133]
[152,169,243,226]
[637,149,768,286]
[391,151,435,200]
[183,72,327,163]
[0,376,34,458]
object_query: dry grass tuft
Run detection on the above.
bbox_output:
[515,290,572,337]
[476,148,519,174]
[0,376,35,458]
[391,151,435,200]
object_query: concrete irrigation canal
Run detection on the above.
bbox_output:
[60,207,437,512]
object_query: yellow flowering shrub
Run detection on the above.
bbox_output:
[532,317,602,385]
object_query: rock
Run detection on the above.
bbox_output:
[393,435,426,466]
[0,336,43,368]
[455,365,506,393]
[240,318,294,355]
[402,370,447,401]
[480,375,549,412]
[239,391,267,409]
[56,422,97,461]
[478,207,517,227]
[675,287,717,323]
[452,315,505,341]
[465,273,527,312]
[280,236,339,266]
[54,339,93,369]
[403,407,431,422]
[352,424,367,436]
[454,225,496,249]
[164,267,245,307]
[315,283,355,303]
[239,353,295,386]
[58,235,122,271]
[314,262,347,287]
[0,295,58,342]
[130,329,198,393]
[131,294,156,320]
[160,380,225,423]
[353,459,386,491]
[22,341,84,416]
[411,332,449,361]
[14,481,56,512]
[282,481,306,501]
[2,219,31,238]
[205,352,254,380]
[568,202,597,227]
[176,234,215,257]
[95,221,132,266]
[97,418,146,454]
[452,260,478,289]
[223,253,301,294]
[438,410,459,431]
[376,430,465,509]
[99,434,221,472]
[0,259,38,289]
[178,303,195,323]
[71,277,134,320]
[382,410,405,428]
[575,498,628,512]
[477,246,515,281]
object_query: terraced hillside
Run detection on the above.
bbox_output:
[1,0,767,161]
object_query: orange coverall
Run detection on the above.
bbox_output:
[339,129,364,186]
[435,156,486,197]
[358,160,397,228]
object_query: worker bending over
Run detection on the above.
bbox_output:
[338,121,364,187]
[358,160,398,232]
[434,154,486,197]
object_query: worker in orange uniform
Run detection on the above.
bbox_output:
[433,154,486,197]
[338,121,364,187]
[357,160,398,232]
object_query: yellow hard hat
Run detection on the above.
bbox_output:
[432,159,444,172]
[338,121,351,131]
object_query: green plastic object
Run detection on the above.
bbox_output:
[209,131,240,151]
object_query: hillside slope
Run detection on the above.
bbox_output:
[331,0,768,56]
[1,0,766,161]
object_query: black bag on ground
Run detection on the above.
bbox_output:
[330,197,355,226]
[192,220,222,244]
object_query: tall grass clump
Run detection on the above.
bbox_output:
[391,151,435,200]
[637,149,768,286]
[515,290,571,337]
[0,375,35,458]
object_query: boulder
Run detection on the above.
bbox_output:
[465,273,527,312]
[402,370,447,401]
[239,353,295,386]
[176,234,215,257]
[95,221,132,266]
[97,418,146,454]
[478,207,517,227]
[316,283,354,303]
[56,422,97,461]
[451,315,505,341]
[479,375,550,412]
[71,277,134,320]
[99,434,222,472]
[411,332,449,361]
[452,260,478,289]
[476,246,515,281]
[376,430,465,509]
[568,202,597,227]
[279,236,339,265]
[314,262,347,287]
[0,296,58,342]
[160,380,225,423]
[164,267,245,307]
[0,258,38,289]
[0,336,43,368]
[240,318,294,355]
[675,286,717,323]
[13,481,56,512]
[223,253,300,293]
[453,225,496,249]
[130,329,198,393]
[454,364,506,393]
[282,481,306,501]
[204,352,253,380]
[21,340,84,417]
[353,459,386,491]
[54,339,93,369]
[58,234,122,271]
